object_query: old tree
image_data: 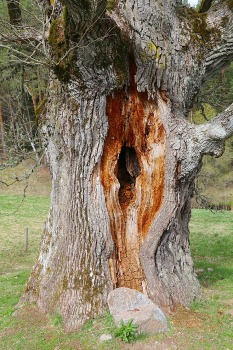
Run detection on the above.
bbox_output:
[19,0,233,331]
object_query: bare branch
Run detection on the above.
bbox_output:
[0,16,47,44]
[204,3,233,79]
[195,103,233,157]
[0,44,47,65]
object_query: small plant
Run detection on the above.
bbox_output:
[114,319,139,343]
[105,309,115,328]
[51,312,63,326]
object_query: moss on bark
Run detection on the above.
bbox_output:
[35,98,48,120]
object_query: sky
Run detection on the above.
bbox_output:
[188,0,199,5]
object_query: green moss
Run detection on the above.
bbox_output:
[48,14,76,83]
[106,0,117,11]
[35,97,48,120]
[48,17,66,60]
[62,6,69,34]
[48,17,68,82]
[221,15,230,27]
[52,65,71,83]
[178,6,221,57]
[226,0,233,9]
[62,276,68,289]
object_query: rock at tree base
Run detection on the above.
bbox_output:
[107,287,168,334]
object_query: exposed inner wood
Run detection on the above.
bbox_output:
[101,66,166,291]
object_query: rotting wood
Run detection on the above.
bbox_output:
[101,63,166,291]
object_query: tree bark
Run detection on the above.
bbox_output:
[0,104,7,157]
[20,0,233,331]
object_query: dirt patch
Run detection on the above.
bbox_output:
[0,304,50,340]
[60,340,84,349]
[221,299,233,306]
[0,160,51,196]
[14,304,49,328]
[171,305,208,329]
[221,299,233,317]
[120,338,179,350]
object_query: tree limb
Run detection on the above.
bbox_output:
[198,0,214,13]
[195,103,233,157]
[204,103,233,141]
[204,3,233,79]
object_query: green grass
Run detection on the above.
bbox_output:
[190,209,233,291]
[0,195,50,275]
[0,195,123,349]
[0,195,233,349]
[187,209,233,349]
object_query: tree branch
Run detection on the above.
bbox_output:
[203,103,233,141]
[204,3,233,80]
[196,103,233,157]
[0,25,46,44]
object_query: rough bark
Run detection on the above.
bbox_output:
[0,104,7,157]
[20,0,233,331]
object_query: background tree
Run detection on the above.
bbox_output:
[0,0,47,166]
[10,0,233,331]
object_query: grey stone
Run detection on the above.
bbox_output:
[195,268,205,275]
[107,287,168,334]
[99,334,113,341]
[207,268,214,272]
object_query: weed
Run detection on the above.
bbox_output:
[114,319,139,343]
[51,312,63,327]
[104,309,115,330]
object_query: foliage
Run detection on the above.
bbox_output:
[51,313,63,327]
[0,0,48,163]
[114,319,139,343]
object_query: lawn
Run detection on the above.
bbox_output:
[0,194,233,349]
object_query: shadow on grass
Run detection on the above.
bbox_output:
[195,265,233,288]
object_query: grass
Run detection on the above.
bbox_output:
[0,190,233,349]
[0,194,123,349]
[190,209,233,292]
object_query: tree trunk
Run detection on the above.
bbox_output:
[20,0,233,331]
[0,104,7,158]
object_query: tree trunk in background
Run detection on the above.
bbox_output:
[0,104,6,158]
[21,0,233,331]
[6,0,22,26]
